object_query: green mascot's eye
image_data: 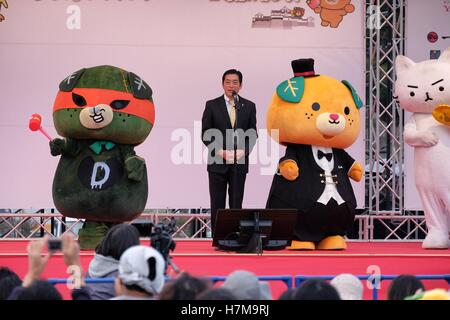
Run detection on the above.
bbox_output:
[110,100,130,110]
[72,93,87,107]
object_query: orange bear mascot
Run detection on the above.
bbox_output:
[266,59,364,250]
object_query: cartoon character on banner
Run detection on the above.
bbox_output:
[395,47,450,249]
[306,0,355,28]
[0,0,8,22]
[266,59,364,250]
[30,65,155,249]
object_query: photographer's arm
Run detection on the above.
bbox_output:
[22,237,52,287]
[62,234,92,300]
[62,234,84,284]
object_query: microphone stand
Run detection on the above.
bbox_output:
[232,93,239,210]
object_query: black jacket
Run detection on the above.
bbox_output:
[201,95,257,173]
[267,144,357,212]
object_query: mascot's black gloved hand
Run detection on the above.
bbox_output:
[125,156,145,182]
[50,138,65,156]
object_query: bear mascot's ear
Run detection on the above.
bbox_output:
[59,68,86,92]
[342,80,363,109]
[127,72,153,100]
[276,76,305,103]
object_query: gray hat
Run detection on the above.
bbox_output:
[118,246,165,295]
[330,273,363,300]
[222,270,272,300]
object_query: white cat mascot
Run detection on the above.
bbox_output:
[395,47,450,249]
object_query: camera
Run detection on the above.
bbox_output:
[48,239,62,252]
[150,218,179,274]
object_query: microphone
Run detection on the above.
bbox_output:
[232,91,240,110]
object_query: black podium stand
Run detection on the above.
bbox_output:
[212,209,297,254]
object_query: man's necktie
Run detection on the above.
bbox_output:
[318,150,333,161]
[229,99,236,128]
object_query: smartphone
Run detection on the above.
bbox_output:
[48,239,62,252]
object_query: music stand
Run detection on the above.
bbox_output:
[212,209,297,254]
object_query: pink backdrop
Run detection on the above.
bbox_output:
[0,0,365,209]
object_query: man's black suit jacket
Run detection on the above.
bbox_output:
[201,95,257,174]
[266,144,357,212]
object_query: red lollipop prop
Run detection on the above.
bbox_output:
[29,113,52,141]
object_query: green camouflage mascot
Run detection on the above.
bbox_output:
[51,65,155,249]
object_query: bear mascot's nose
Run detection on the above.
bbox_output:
[330,114,339,121]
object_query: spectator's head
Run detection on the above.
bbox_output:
[11,280,62,300]
[159,272,211,300]
[405,288,450,300]
[388,274,425,300]
[115,246,165,297]
[293,279,340,300]
[278,288,296,300]
[95,224,140,260]
[330,273,363,300]
[221,270,272,300]
[196,287,237,300]
[0,267,22,300]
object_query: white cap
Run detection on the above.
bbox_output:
[330,273,363,300]
[118,245,165,295]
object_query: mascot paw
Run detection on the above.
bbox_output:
[125,156,145,182]
[417,131,439,147]
[279,160,299,181]
[345,4,355,13]
[432,104,450,126]
[422,230,449,249]
[348,162,364,182]
[317,236,347,250]
[50,138,65,156]
[287,240,315,250]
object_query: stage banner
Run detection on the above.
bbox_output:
[0,0,365,209]
[404,0,450,210]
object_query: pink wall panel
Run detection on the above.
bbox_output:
[0,1,365,209]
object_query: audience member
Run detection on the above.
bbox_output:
[8,236,60,300]
[278,288,296,300]
[405,288,450,300]
[196,287,237,300]
[293,279,340,300]
[388,274,425,300]
[221,270,272,300]
[330,273,363,300]
[86,224,140,300]
[159,272,211,300]
[7,235,91,300]
[0,267,22,300]
[112,245,165,300]
[8,280,62,300]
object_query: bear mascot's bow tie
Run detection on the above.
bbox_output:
[318,150,333,161]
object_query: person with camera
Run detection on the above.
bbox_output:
[7,235,92,300]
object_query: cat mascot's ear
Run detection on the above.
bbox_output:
[395,55,416,74]
[438,47,450,64]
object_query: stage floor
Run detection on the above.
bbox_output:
[1,239,449,300]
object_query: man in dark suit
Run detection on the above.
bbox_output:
[201,69,257,235]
